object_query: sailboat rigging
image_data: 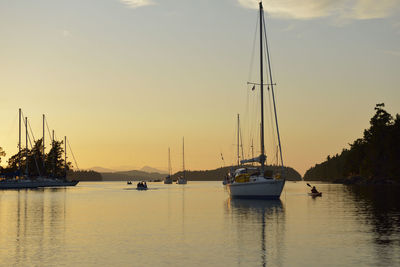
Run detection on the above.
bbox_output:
[226,1,285,199]
[176,137,187,184]
[0,109,79,189]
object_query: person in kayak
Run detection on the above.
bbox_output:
[311,186,319,194]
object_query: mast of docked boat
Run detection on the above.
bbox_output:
[18,108,21,178]
[240,118,245,165]
[25,117,28,176]
[262,1,284,172]
[259,1,266,175]
[168,147,171,177]
[43,114,45,173]
[251,139,254,166]
[64,136,67,179]
[52,130,55,176]
[182,137,185,180]
[237,114,240,166]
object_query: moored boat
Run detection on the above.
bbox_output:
[164,147,173,184]
[0,109,79,190]
[176,137,187,185]
[226,2,285,199]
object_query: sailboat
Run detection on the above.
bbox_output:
[0,109,79,189]
[164,147,173,184]
[176,137,187,184]
[226,2,285,199]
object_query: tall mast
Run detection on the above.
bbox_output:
[259,1,265,173]
[237,114,240,166]
[182,137,185,179]
[168,147,171,177]
[18,108,21,177]
[43,114,45,170]
[25,117,28,176]
[52,130,55,176]
[240,132,244,164]
[64,136,67,174]
[262,1,284,170]
[251,139,254,166]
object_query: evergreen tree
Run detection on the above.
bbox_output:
[304,104,400,182]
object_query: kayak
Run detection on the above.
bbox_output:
[308,192,322,197]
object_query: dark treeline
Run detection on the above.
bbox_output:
[304,104,400,183]
[172,165,302,181]
[97,165,301,181]
[0,138,71,179]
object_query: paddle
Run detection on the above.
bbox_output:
[306,183,312,188]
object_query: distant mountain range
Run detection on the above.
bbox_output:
[140,166,167,174]
[101,169,167,181]
[89,166,167,174]
[89,166,116,173]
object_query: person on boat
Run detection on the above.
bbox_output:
[144,182,147,188]
[311,186,319,194]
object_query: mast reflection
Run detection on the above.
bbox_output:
[8,188,68,264]
[227,199,286,267]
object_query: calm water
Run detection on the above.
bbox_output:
[0,181,399,266]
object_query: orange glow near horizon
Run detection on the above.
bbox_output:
[1,1,399,175]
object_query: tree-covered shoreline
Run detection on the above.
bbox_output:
[0,139,72,179]
[304,104,400,184]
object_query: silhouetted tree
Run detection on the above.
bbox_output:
[0,147,5,172]
[0,147,5,165]
[304,104,400,182]
[3,139,71,179]
[45,140,71,178]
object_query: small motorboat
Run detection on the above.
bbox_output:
[136,181,148,190]
[127,181,132,185]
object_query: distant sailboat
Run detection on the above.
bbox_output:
[226,2,285,199]
[176,137,187,184]
[164,147,173,184]
[223,114,243,185]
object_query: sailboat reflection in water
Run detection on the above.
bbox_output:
[227,199,285,266]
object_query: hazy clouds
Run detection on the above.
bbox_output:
[119,0,153,9]
[237,0,399,20]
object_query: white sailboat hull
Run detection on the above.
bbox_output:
[176,179,187,184]
[227,178,285,199]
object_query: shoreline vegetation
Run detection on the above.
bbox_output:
[0,139,73,180]
[1,141,301,182]
[304,104,400,185]
[66,165,302,182]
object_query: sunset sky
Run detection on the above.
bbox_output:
[1,0,399,175]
